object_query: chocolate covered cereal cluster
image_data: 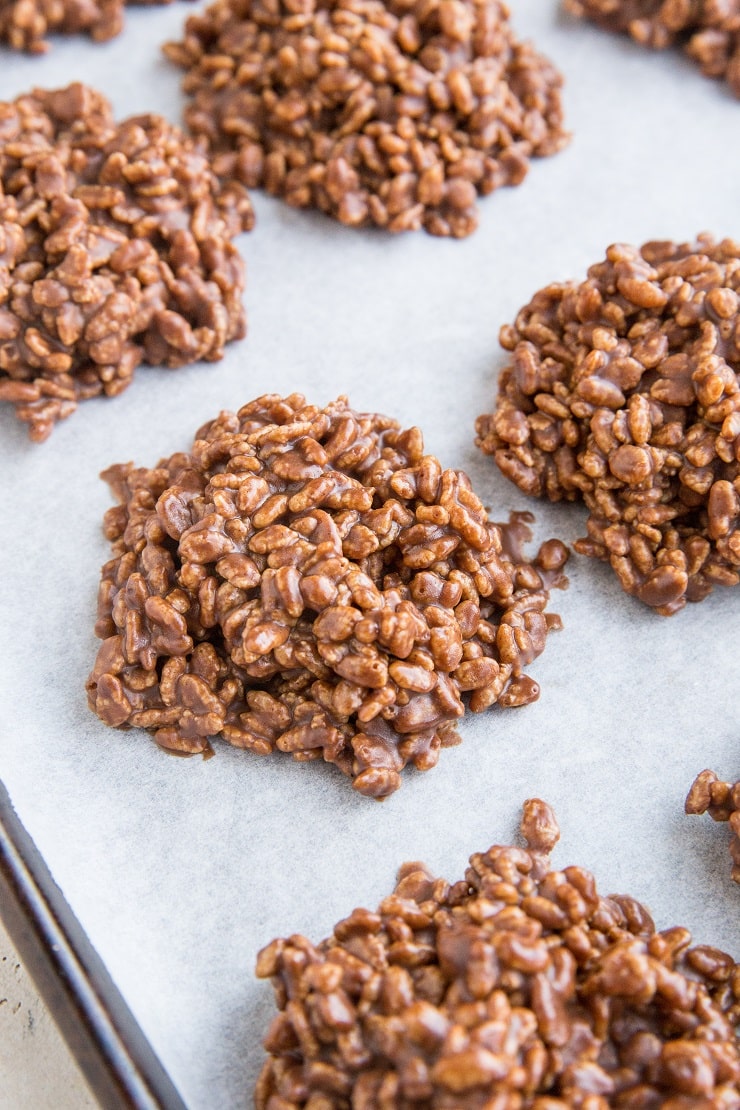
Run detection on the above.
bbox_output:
[476,236,740,615]
[256,799,740,1107]
[565,0,740,97]
[687,769,740,884]
[0,0,186,53]
[163,0,569,238]
[0,83,252,441]
[87,394,567,797]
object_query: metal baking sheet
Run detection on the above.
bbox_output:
[0,780,188,1109]
[1,5,739,1106]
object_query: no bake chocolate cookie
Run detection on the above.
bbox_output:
[0,83,252,441]
[87,394,566,797]
[686,769,740,884]
[476,236,740,615]
[164,0,569,237]
[565,0,740,98]
[0,0,188,53]
[256,799,740,1107]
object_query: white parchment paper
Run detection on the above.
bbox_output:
[1,5,739,1106]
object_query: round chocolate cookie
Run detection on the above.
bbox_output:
[687,769,740,885]
[0,83,252,440]
[0,0,188,53]
[87,393,567,796]
[476,236,740,615]
[565,0,740,98]
[164,0,569,237]
[256,800,740,1107]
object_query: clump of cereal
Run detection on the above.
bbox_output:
[87,394,567,797]
[0,0,187,53]
[163,0,568,238]
[565,0,740,98]
[476,236,740,615]
[256,798,740,1107]
[687,769,740,884]
[0,83,253,441]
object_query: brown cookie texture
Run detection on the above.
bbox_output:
[686,769,740,884]
[255,799,740,1108]
[476,236,740,615]
[564,0,740,97]
[163,0,569,238]
[0,83,253,442]
[86,393,568,798]
[0,0,188,52]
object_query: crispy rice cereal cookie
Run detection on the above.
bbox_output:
[0,0,188,53]
[476,236,740,615]
[0,83,253,441]
[87,394,567,798]
[163,0,569,238]
[687,769,740,884]
[256,799,740,1108]
[565,0,740,98]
